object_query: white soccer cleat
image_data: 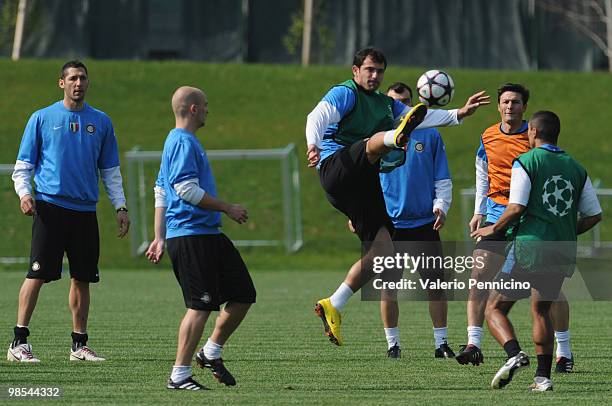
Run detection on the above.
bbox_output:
[491,351,530,389]
[70,345,105,361]
[529,376,553,392]
[7,343,40,362]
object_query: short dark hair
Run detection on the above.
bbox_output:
[530,110,560,144]
[387,82,412,98]
[497,83,529,104]
[353,47,387,69]
[60,60,88,78]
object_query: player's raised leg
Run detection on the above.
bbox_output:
[364,103,428,164]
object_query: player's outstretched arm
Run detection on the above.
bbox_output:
[457,91,490,120]
[146,206,167,264]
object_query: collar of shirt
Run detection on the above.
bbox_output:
[539,143,563,152]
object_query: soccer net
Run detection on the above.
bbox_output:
[124,144,303,256]
[460,183,612,256]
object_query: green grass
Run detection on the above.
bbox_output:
[0,269,611,404]
[0,59,611,270]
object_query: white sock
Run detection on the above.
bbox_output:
[433,327,448,349]
[384,327,400,349]
[383,130,398,147]
[203,338,223,360]
[555,330,572,359]
[467,326,483,348]
[170,365,192,383]
[329,283,354,311]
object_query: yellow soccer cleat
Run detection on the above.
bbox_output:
[393,103,427,147]
[314,298,343,346]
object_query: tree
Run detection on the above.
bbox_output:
[538,0,612,72]
[282,0,334,65]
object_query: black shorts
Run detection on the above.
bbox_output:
[319,140,392,242]
[28,200,100,283]
[494,268,565,301]
[474,221,509,255]
[393,222,444,282]
[166,233,257,311]
[495,244,565,301]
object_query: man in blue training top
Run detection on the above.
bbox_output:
[378,82,454,359]
[146,86,256,390]
[307,47,489,347]
[9,60,130,363]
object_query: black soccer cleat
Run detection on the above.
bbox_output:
[167,376,209,391]
[455,344,484,365]
[387,344,401,359]
[434,342,456,359]
[555,354,574,373]
[195,350,237,386]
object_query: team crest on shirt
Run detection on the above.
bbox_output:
[86,124,96,134]
[414,142,425,152]
[69,122,79,132]
[31,261,40,272]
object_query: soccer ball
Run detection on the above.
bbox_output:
[542,175,574,217]
[416,70,454,107]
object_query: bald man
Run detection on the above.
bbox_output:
[146,86,256,391]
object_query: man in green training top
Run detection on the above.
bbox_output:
[305,47,490,346]
[472,110,602,392]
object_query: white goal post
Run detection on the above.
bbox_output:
[124,143,303,256]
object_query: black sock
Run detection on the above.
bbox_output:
[503,339,521,358]
[12,326,30,347]
[71,332,88,351]
[536,354,553,379]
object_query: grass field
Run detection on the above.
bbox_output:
[1,269,611,404]
[1,59,611,271]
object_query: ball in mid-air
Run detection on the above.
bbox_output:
[416,70,454,107]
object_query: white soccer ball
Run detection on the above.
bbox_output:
[416,70,455,107]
